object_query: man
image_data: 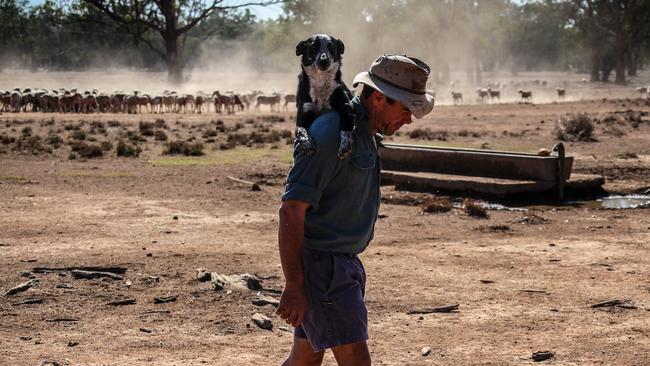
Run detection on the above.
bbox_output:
[277,54,435,366]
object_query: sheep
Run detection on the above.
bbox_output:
[451,91,463,105]
[476,88,489,103]
[255,93,281,112]
[10,90,22,112]
[283,94,296,112]
[195,95,205,113]
[0,91,10,111]
[112,93,126,113]
[96,94,112,113]
[487,88,500,103]
[556,87,566,101]
[233,94,245,112]
[518,89,533,103]
[212,91,234,114]
[150,96,163,113]
[82,93,98,113]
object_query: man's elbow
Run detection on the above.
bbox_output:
[279,200,309,223]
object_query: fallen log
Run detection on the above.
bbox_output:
[3,279,38,296]
[227,176,261,191]
[407,304,459,314]
[71,270,123,280]
[154,295,178,304]
[46,317,79,322]
[106,298,136,306]
[519,289,548,294]
[33,266,127,274]
[591,299,636,309]
[11,298,43,306]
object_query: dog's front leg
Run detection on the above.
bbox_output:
[329,86,355,159]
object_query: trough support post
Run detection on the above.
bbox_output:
[553,142,565,200]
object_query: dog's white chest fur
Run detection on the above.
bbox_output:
[304,62,339,112]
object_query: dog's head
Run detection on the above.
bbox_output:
[296,34,345,72]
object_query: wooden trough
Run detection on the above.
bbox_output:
[379,142,604,198]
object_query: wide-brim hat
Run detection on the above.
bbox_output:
[353,54,434,119]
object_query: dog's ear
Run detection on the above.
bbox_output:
[334,38,345,55]
[295,40,306,56]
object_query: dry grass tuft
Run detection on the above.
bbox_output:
[422,197,452,213]
[554,113,595,142]
[463,199,488,218]
[116,140,142,157]
[164,141,204,156]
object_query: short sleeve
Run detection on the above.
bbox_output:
[282,112,342,209]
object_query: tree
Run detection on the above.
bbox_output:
[81,0,281,83]
[570,0,650,84]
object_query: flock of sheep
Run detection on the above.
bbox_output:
[2,81,649,115]
[0,88,297,114]
[443,79,569,105]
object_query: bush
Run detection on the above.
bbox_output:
[202,129,218,138]
[163,141,204,156]
[107,120,121,127]
[125,130,147,142]
[139,121,155,136]
[116,140,142,157]
[154,119,167,129]
[1,134,15,144]
[16,135,51,155]
[154,130,168,141]
[463,199,488,218]
[71,129,86,140]
[408,128,449,141]
[100,141,113,151]
[70,142,103,158]
[554,113,595,142]
[46,133,64,148]
[422,197,452,213]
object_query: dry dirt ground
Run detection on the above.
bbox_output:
[1,88,650,365]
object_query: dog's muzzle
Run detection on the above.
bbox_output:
[317,53,331,70]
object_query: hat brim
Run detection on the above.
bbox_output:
[352,71,434,119]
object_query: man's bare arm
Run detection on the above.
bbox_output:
[276,199,310,327]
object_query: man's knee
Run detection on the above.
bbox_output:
[331,341,371,366]
[284,336,325,366]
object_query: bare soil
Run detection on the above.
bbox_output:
[1,93,649,365]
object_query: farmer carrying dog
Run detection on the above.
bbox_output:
[277,54,435,366]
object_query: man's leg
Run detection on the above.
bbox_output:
[282,335,325,366]
[331,340,371,366]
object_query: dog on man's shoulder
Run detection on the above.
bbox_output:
[294,34,355,159]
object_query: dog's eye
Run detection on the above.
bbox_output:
[327,43,335,54]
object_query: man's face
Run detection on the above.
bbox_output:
[374,93,413,136]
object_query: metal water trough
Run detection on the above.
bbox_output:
[379,142,601,198]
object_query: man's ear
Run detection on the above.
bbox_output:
[295,40,306,56]
[335,38,345,55]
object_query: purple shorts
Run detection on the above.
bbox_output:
[294,247,368,352]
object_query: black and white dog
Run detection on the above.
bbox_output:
[295,34,355,159]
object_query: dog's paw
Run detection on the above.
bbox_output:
[295,127,316,155]
[338,130,353,159]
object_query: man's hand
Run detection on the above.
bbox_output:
[277,199,310,327]
[276,283,309,327]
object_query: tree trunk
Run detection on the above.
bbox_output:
[161,0,182,84]
[590,51,600,82]
[627,47,639,77]
[165,33,183,84]
[614,32,626,85]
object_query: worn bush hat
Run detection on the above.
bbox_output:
[353,54,435,119]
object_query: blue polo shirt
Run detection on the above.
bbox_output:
[282,97,381,254]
